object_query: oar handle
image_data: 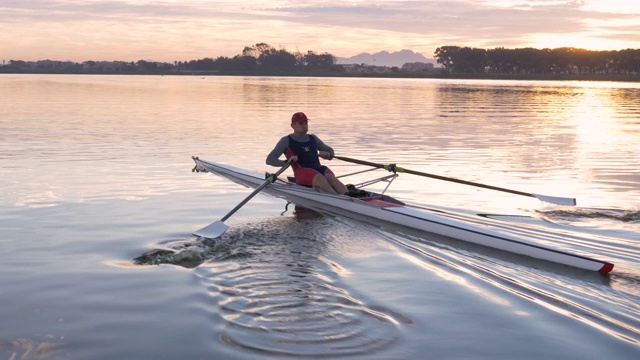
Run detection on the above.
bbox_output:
[334,156,576,206]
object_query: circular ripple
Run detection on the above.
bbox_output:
[193,219,409,357]
[200,261,401,357]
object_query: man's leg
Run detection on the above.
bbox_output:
[312,174,338,194]
[324,173,348,194]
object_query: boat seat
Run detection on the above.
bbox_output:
[287,176,312,188]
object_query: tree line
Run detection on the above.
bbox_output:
[0,43,339,75]
[2,43,639,79]
[434,46,640,75]
[178,43,336,72]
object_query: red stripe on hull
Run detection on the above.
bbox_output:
[598,263,614,273]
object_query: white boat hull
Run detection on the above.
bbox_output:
[192,157,614,273]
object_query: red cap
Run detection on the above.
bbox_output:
[291,112,309,123]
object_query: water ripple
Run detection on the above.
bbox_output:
[195,229,404,357]
[134,218,410,357]
[381,230,640,345]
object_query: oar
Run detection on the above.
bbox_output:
[193,161,292,238]
[334,156,576,206]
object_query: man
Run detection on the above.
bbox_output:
[266,112,348,195]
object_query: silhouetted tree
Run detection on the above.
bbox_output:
[435,46,640,76]
[303,51,335,69]
[434,46,459,72]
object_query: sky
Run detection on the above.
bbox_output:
[2,0,640,63]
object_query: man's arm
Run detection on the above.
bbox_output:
[312,135,335,158]
[266,136,290,167]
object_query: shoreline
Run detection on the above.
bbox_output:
[1,69,638,82]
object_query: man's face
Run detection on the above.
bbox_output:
[291,121,308,134]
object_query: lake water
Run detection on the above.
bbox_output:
[0,74,639,359]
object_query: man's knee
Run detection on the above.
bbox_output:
[312,173,330,186]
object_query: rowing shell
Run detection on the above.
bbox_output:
[192,157,614,273]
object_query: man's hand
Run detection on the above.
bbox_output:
[289,155,298,163]
[318,151,332,160]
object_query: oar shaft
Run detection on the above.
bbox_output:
[334,156,575,205]
[220,162,291,222]
[402,168,533,198]
[335,156,531,195]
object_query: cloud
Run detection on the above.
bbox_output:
[1,0,638,61]
[273,1,621,40]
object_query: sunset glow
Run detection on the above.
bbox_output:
[1,0,639,62]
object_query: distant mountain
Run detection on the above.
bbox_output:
[336,49,435,67]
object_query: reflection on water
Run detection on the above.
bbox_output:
[1,75,639,359]
[0,337,65,360]
[538,208,640,224]
[1,76,638,212]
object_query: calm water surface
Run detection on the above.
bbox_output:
[0,75,639,359]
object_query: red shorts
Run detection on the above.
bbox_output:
[294,166,333,187]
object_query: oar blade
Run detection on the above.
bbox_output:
[193,221,229,238]
[532,193,576,206]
